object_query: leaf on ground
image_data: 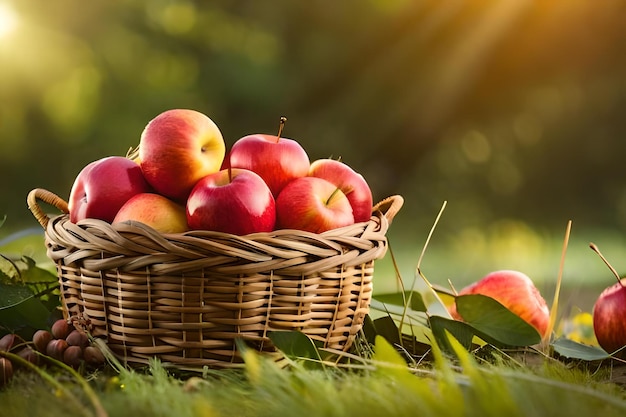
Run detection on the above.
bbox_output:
[429,315,476,352]
[268,331,323,364]
[552,337,610,361]
[373,315,401,346]
[374,291,427,312]
[456,294,541,347]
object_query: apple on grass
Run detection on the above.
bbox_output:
[593,278,626,358]
[139,109,226,202]
[449,270,550,339]
[588,243,626,357]
[68,156,152,224]
[227,118,310,197]
[275,176,354,234]
[113,193,188,234]
[308,158,373,223]
[186,168,276,235]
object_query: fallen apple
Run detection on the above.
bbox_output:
[227,118,310,197]
[113,193,189,234]
[308,158,373,223]
[592,278,626,358]
[449,270,550,339]
[275,176,354,233]
[186,168,276,235]
[68,156,151,223]
[139,109,226,201]
[589,242,626,357]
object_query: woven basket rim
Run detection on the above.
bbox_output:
[27,188,403,247]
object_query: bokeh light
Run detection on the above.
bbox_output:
[0,3,18,39]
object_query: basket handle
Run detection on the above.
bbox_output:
[373,195,404,224]
[27,188,69,230]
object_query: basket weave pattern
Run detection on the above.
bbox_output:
[28,189,402,369]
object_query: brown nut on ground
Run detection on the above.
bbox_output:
[0,334,16,352]
[51,319,72,340]
[33,330,53,353]
[66,330,89,349]
[0,357,13,387]
[17,346,39,366]
[63,345,83,369]
[46,339,68,362]
[84,346,105,366]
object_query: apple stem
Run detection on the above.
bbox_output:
[325,187,342,206]
[227,164,233,183]
[276,116,287,143]
[590,242,626,288]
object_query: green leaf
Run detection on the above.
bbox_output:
[373,315,401,346]
[456,294,541,347]
[362,314,377,345]
[374,291,427,312]
[552,338,610,361]
[0,281,35,310]
[0,282,51,336]
[429,315,476,352]
[268,331,323,365]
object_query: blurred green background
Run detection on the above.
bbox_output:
[2,0,626,311]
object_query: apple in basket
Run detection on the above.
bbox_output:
[309,158,373,223]
[449,269,550,339]
[226,117,310,197]
[139,109,226,202]
[113,193,189,233]
[68,156,152,223]
[186,168,276,235]
[275,176,354,233]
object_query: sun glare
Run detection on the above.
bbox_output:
[0,3,18,39]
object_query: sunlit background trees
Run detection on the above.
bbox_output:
[2,0,626,302]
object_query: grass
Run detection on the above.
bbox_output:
[1,337,625,417]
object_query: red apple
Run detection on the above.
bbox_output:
[68,156,151,223]
[593,278,626,358]
[186,168,276,235]
[113,193,188,234]
[449,270,550,339]
[227,133,310,197]
[275,176,354,233]
[308,158,373,223]
[139,109,226,201]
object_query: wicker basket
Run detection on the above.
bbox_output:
[27,188,403,369]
